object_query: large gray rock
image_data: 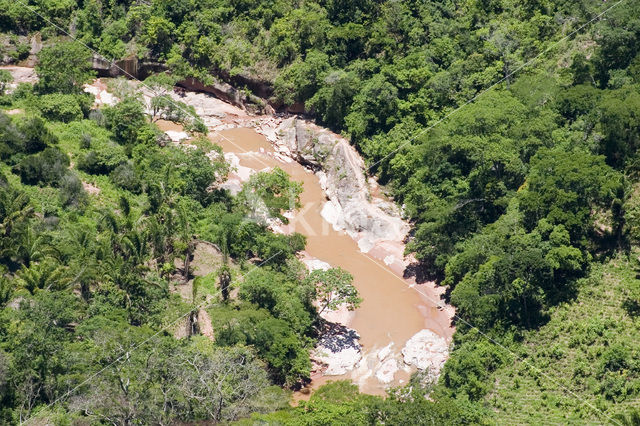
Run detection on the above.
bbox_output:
[272,118,409,251]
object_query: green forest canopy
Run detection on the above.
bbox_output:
[0,0,640,424]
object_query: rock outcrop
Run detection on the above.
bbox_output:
[312,324,362,376]
[401,329,449,378]
[258,117,409,254]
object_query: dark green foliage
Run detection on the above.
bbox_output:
[18,116,58,154]
[103,97,147,145]
[519,149,622,244]
[0,112,25,160]
[214,306,312,387]
[440,337,508,401]
[0,182,33,269]
[13,147,69,186]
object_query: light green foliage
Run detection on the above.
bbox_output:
[237,167,302,224]
[35,42,95,94]
[478,258,640,423]
[37,93,89,122]
[252,379,482,425]
[0,70,13,96]
[305,267,361,313]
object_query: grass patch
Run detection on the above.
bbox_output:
[484,256,640,423]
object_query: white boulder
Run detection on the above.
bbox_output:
[401,329,449,375]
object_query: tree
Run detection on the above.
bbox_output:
[305,267,361,314]
[4,291,81,419]
[142,16,176,59]
[519,149,622,244]
[103,97,147,145]
[217,265,231,300]
[0,183,33,269]
[73,335,285,423]
[238,167,302,224]
[35,42,96,94]
[0,69,13,95]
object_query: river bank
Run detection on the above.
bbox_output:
[1,65,455,395]
[149,84,456,395]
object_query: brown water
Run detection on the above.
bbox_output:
[210,128,453,395]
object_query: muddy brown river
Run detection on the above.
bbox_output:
[209,127,454,395]
[0,69,455,398]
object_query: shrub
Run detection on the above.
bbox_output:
[38,93,84,122]
[88,109,106,126]
[11,82,34,101]
[59,173,87,208]
[18,116,57,154]
[0,112,25,160]
[0,70,13,96]
[77,140,127,175]
[13,147,70,186]
[110,162,141,193]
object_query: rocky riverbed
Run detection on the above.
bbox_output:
[2,66,455,394]
[95,77,456,392]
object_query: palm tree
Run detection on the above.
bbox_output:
[16,258,70,294]
[57,226,100,302]
[0,187,34,269]
[176,205,194,280]
[16,225,50,268]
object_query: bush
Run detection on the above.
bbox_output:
[0,70,13,96]
[18,116,57,154]
[11,83,34,101]
[88,109,106,126]
[0,112,25,160]
[59,173,87,208]
[38,93,84,122]
[13,147,70,186]
[110,162,141,193]
[77,140,127,175]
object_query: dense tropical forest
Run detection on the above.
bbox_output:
[1,0,640,424]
